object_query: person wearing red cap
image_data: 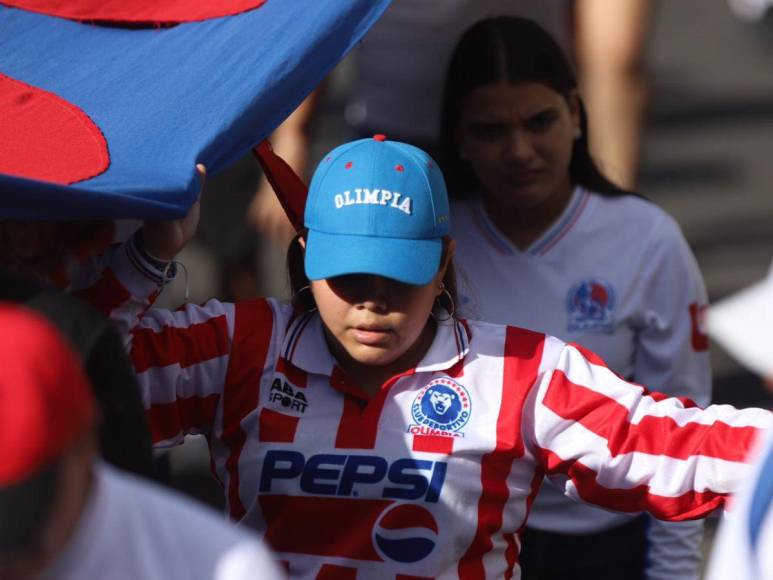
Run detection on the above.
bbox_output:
[0,222,157,480]
[0,305,281,580]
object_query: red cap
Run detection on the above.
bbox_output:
[372,134,387,142]
[0,304,95,486]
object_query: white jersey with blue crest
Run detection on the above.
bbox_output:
[452,187,712,578]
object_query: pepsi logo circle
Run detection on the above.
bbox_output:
[373,504,438,563]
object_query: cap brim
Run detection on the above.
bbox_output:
[706,278,773,377]
[305,229,442,285]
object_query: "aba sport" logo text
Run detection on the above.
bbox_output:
[268,378,308,413]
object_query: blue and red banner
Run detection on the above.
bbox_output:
[0,0,391,220]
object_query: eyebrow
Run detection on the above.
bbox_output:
[468,105,559,124]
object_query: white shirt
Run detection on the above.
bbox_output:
[39,463,282,580]
[452,188,712,578]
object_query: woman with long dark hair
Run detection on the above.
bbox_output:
[441,17,711,580]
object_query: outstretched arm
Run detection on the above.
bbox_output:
[525,337,771,521]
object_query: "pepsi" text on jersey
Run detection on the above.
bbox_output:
[259,450,447,502]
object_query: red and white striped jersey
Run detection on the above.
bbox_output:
[94,238,771,580]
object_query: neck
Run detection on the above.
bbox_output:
[330,319,437,398]
[483,179,574,250]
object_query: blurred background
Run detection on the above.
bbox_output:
[161,1,773,572]
[643,1,773,409]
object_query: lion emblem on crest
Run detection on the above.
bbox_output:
[421,385,461,425]
[411,378,472,433]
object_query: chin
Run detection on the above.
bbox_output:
[506,185,550,205]
[348,344,403,367]
[486,184,541,207]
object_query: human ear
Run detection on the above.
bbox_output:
[298,236,306,250]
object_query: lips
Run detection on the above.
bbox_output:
[503,169,542,182]
[351,325,393,346]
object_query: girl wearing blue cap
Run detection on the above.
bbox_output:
[97,136,769,579]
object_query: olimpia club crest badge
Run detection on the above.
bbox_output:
[566,278,616,333]
[410,378,471,438]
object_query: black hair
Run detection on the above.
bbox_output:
[0,459,61,562]
[439,16,630,199]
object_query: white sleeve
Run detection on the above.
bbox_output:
[632,215,711,579]
[527,339,771,522]
[633,213,711,406]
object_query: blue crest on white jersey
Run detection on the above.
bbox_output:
[411,378,471,434]
[566,278,616,333]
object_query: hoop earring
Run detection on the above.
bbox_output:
[291,284,316,312]
[431,282,455,322]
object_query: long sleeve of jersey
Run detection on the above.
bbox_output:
[524,334,770,522]
[88,234,276,447]
[69,235,170,343]
[130,297,237,445]
[633,212,712,579]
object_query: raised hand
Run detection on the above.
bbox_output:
[142,164,205,261]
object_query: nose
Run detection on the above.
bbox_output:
[356,275,391,313]
[504,129,535,164]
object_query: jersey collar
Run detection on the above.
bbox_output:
[471,185,588,257]
[415,317,470,373]
[281,311,471,377]
[281,311,336,376]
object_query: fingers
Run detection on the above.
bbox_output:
[195,163,207,197]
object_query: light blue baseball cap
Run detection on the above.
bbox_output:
[304,136,451,285]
